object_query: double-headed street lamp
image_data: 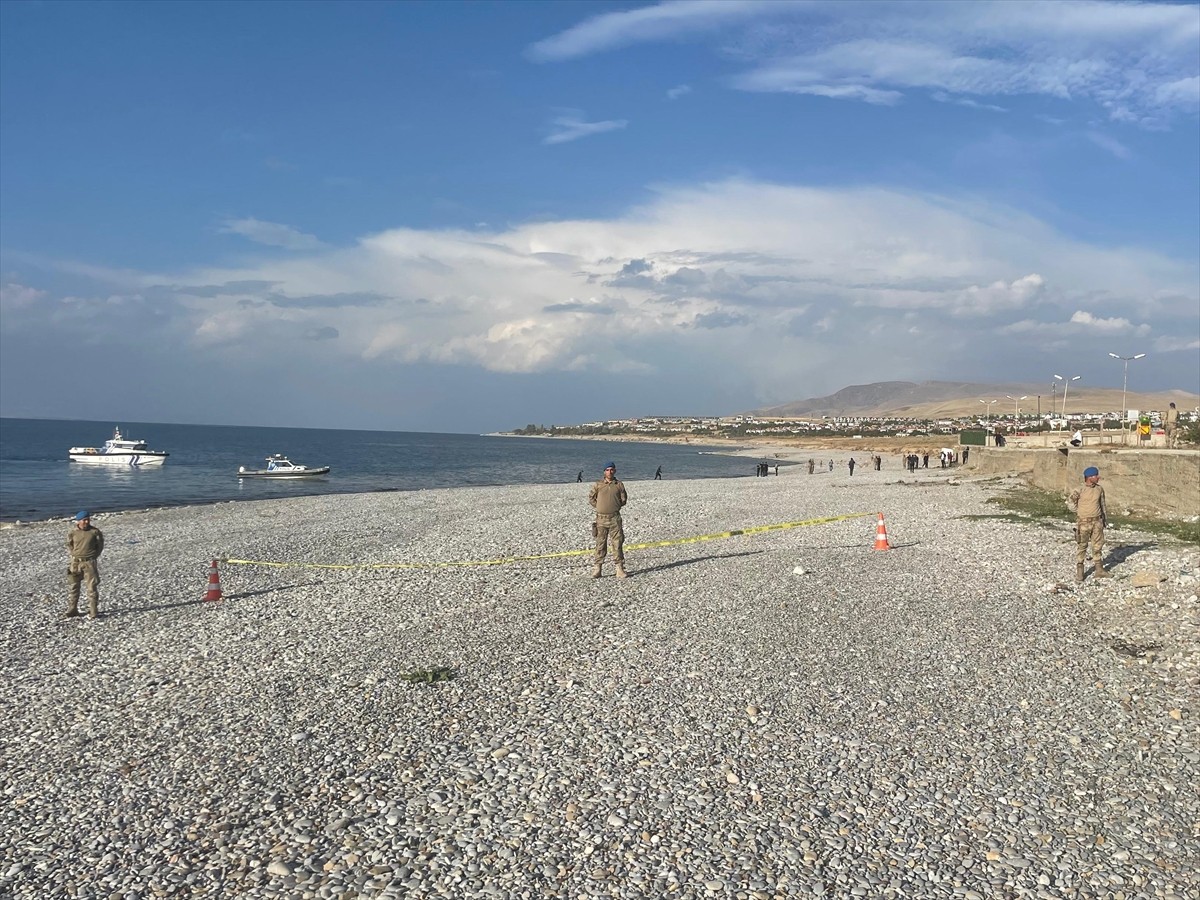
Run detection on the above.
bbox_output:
[1108,352,1145,437]
[1054,374,1080,421]
[1006,394,1028,423]
[979,398,998,422]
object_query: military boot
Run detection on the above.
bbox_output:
[591,563,602,579]
[1094,559,1111,579]
[615,563,629,579]
[1075,563,1085,583]
[88,598,99,619]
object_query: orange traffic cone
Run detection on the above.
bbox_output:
[873,513,891,551]
[203,559,223,602]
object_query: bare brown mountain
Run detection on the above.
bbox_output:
[751,381,1199,419]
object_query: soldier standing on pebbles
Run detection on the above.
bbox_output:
[1067,467,1109,583]
[66,511,104,618]
[588,462,628,579]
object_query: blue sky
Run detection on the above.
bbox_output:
[2,0,1197,432]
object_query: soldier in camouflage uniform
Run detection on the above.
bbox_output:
[66,511,104,618]
[588,462,628,579]
[1165,402,1180,449]
[1067,467,1109,583]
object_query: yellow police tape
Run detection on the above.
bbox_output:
[223,512,872,571]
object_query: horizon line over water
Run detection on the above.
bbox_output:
[0,418,769,523]
[4,413,489,435]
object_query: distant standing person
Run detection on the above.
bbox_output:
[808,458,815,475]
[66,510,104,619]
[962,448,969,466]
[1165,402,1180,448]
[848,457,856,476]
[588,462,628,579]
[1067,466,1109,582]
[577,471,583,483]
[828,459,834,472]
[654,465,662,480]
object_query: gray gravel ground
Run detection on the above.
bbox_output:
[1,466,1197,900]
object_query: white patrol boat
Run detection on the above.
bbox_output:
[69,427,169,466]
[237,454,331,478]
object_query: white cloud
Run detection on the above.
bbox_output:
[951,273,1045,316]
[1069,309,1149,333]
[543,112,630,144]
[0,282,46,312]
[733,76,902,106]
[84,179,1188,388]
[526,0,780,62]
[1154,334,1200,352]
[932,91,1008,113]
[666,84,692,100]
[532,1,1200,126]
[1086,131,1132,159]
[1153,76,1200,108]
[219,217,326,251]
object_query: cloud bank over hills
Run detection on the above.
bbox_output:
[4,179,1196,431]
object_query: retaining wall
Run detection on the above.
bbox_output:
[965,448,1200,519]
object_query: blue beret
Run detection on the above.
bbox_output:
[1083,467,1099,479]
[75,510,91,520]
[603,461,616,470]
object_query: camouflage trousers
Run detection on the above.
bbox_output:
[68,558,100,614]
[1075,518,1104,565]
[594,513,625,564]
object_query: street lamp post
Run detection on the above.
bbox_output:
[1006,394,1028,426]
[1108,352,1146,444]
[979,399,998,442]
[1054,374,1081,422]
[1050,381,1057,428]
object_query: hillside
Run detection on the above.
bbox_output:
[750,381,1198,420]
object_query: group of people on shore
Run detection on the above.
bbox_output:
[56,445,1119,614]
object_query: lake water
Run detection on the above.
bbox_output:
[0,418,767,522]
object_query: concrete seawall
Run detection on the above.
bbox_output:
[966,447,1200,519]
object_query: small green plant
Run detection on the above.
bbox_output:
[401,666,456,684]
[1183,419,1200,446]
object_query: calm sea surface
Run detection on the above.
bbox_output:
[0,418,768,522]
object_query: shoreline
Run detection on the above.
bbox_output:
[489,429,973,455]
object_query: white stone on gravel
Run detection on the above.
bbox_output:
[1,468,1197,898]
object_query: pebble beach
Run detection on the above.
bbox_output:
[1,465,1197,900]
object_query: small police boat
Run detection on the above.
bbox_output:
[237,454,330,478]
